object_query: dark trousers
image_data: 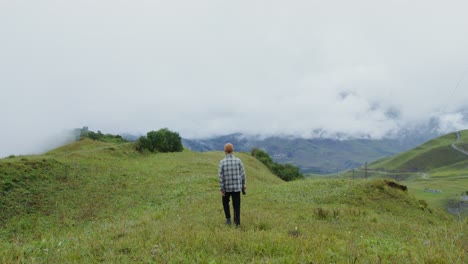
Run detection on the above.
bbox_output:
[222,192,241,225]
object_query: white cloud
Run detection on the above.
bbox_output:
[436,112,468,134]
[1,0,468,157]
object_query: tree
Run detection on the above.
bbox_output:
[136,128,183,153]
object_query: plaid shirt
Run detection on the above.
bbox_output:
[218,154,246,192]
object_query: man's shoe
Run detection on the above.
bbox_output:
[225,219,231,225]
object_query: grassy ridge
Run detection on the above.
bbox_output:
[369,132,467,172]
[0,139,466,262]
[336,130,468,218]
[0,157,70,224]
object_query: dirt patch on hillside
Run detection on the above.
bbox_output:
[384,180,408,192]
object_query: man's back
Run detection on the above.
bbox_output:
[218,143,246,227]
[218,154,245,192]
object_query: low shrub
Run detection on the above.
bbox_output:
[251,148,304,181]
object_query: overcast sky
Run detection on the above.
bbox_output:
[1,0,468,157]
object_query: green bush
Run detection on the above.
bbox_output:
[272,163,303,181]
[251,148,274,167]
[136,128,183,153]
[135,135,151,152]
[79,128,127,143]
[251,148,303,181]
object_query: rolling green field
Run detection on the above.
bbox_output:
[333,130,468,218]
[0,139,466,263]
[368,131,468,173]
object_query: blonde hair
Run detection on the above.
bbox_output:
[224,143,234,154]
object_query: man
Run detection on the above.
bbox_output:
[218,143,246,227]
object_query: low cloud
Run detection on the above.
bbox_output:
[1,0,468,157]
[436,112,468,134]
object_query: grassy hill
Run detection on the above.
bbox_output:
[368,131,468,172]
[335,130,468,216]
[0,139,466,263]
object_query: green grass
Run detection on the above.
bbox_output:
[333,130,468,221]
[369,132,463,172]
[404,176,467,208]
[0,139,466,263]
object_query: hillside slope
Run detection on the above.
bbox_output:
[342,130,468,215]
[0,139,465,263]
[369,130,468,173]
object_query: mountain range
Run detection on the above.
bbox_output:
[182,130,438,174]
